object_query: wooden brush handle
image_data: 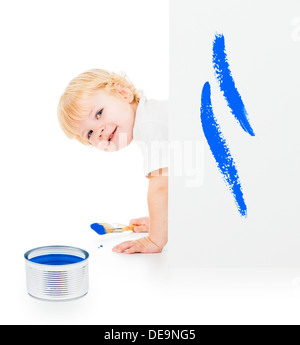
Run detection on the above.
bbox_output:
[122,225,137,232]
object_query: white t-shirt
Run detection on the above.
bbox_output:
[133,96,169,177]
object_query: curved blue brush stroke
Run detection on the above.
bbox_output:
[201,81,247,217]
[212,33,255,137]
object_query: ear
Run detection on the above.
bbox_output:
[115,83,134,103]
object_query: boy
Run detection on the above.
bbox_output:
[57,69,168,254]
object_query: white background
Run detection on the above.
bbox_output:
[1,0,300,326]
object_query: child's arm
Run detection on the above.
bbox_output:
[112,168,168,254]
[146,168,168,248]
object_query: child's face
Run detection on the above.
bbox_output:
[79,88,137,152]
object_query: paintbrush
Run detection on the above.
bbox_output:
[90,222,136,235]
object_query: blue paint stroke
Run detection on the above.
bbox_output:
[201,81,247,217]
[212,33,255,137]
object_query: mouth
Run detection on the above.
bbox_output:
[108,127,117,143]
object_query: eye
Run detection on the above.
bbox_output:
[88,130,93,140]
[96,109,103,119]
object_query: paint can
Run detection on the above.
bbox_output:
[24,245,89,301]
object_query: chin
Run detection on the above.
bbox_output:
[104,142,127,152]
[113,143,129,152]
[115,137,133,151]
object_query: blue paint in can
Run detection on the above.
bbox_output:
[29,254,84,265]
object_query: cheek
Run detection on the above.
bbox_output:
[89,135,97,146]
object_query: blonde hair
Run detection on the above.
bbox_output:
[57,69,142,146]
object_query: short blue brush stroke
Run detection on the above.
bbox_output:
[212,33,255,137]
[201,81,247,217]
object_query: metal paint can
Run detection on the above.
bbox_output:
[24,245,89,301]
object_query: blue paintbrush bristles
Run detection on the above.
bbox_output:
[90,223,106,235]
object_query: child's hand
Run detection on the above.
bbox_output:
[129,217,149,233]
[112,236,162,254]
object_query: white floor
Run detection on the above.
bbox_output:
[2,230,300,325]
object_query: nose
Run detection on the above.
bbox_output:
[98,127,105,138]
[89,125,105,146]
[91,126,108,149]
